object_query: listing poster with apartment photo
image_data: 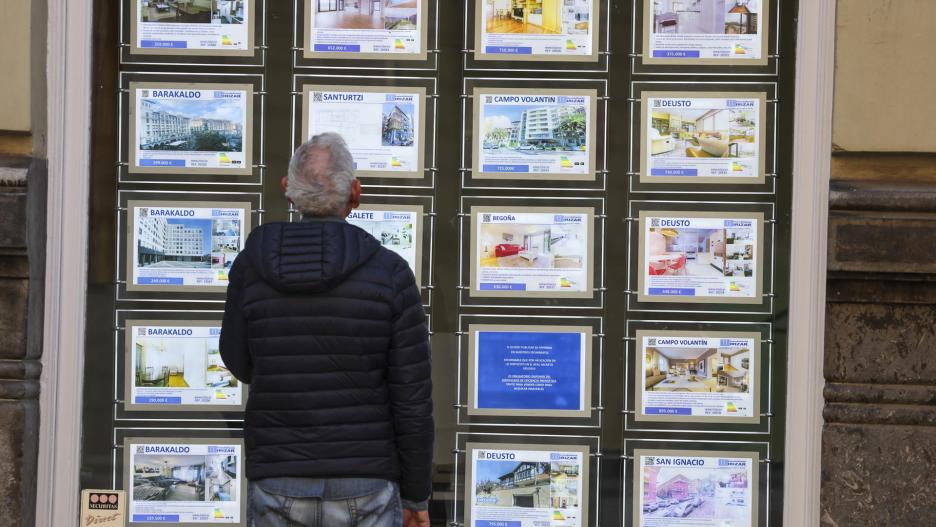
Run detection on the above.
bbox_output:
[468,324,592,418]
[471,207,594,298]
[637,211,763,304]
[475,0,598,61]
[131,0,254,56]
[129,83,253,175]
[643,0,768,65]
[635,330,760,423]
[303,86,425,178]
[304,0,427,59]
[125,321,244,412]
[641,92,766,184]
[474,88,597,180]
[633,449,758,526]
[466,443,590,527]
[127,201,251,292]
[346,204,423,284]
[125,438,245,525]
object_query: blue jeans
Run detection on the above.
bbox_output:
[248,479,403,527]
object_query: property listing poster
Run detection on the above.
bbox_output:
[346,205,422,283]
[128,201,250,291]
[634,449,758,526]
[636,330,759,423]
[475,89,595,180]
[469,325,591,417]
[466,443,589,527]
[644,0,768,64]
[132,0,253,55]
[305,0,426,58]
[126,321,243,411]
[642,93,765,183]
[638,211,763,303]
[130,83,252,174]
[304,86,423,177]
[472,208,593,297]
[126,439,244,525]
[475,0,597,60]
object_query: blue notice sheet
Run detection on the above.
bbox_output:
[476,331,583,411]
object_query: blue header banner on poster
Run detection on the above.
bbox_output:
[476,331,583,411]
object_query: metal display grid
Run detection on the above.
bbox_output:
[78,0,799,525]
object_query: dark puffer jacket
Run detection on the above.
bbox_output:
[219,217,433,503]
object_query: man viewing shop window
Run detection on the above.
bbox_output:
[220,133,434,527]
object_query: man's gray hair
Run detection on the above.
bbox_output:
[286,133,356,217]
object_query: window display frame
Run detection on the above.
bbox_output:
[629,81,778,195]
[295,0,439,70]
[118,433,246,527]
[631,0,781,75]
[122,318,247,414]
[293,74,437,190]
[627,321,771,431]
[461,196,604,308]
[627,200,775,314]
[455,433,600,527]
[122,0,266,66]
[463,0,612,72]
[457,314,603,427]
[116,191,262,302]
[118,73,266,186]
[461,78,607,192]
[624,440,770,527]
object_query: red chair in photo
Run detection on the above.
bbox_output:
[648,260,667,275]
[667,254,687,275]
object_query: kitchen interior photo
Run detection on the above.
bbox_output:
[647,226,726,277]
[644,344,751,393]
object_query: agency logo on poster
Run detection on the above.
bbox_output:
[80,489,126,527]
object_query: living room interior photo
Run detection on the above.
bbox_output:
[479,223,585,269]
[650,106,756,160]
[644,343,751,393]
[313,0,418,30]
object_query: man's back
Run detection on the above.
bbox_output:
[219,217,434,507]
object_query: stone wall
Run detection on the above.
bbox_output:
[821,179,936,526]
[0,157,45,527]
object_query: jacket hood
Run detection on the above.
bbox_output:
[244,220,381,293]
